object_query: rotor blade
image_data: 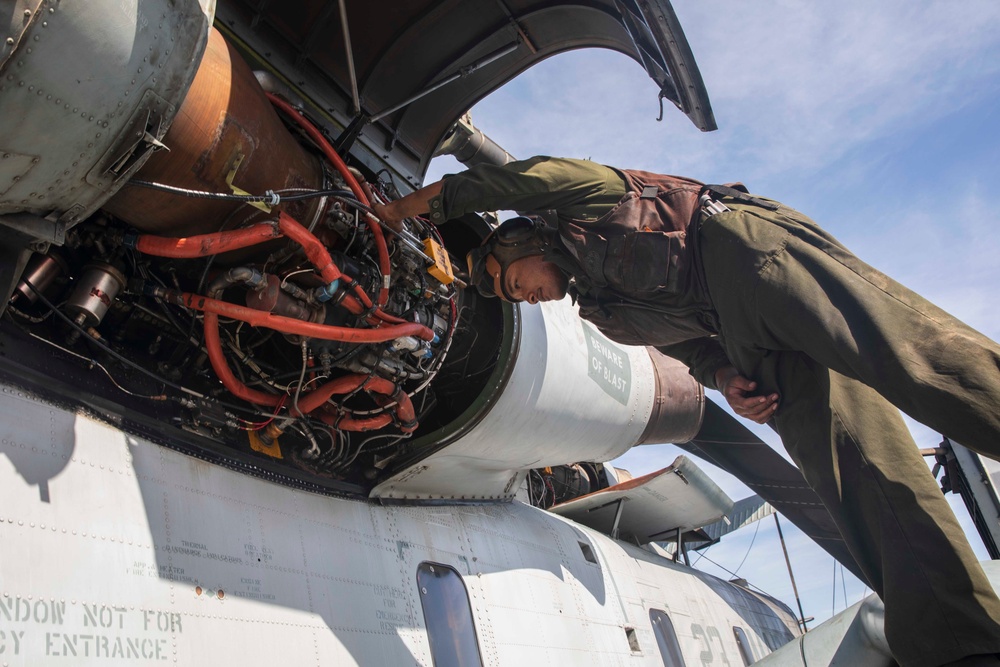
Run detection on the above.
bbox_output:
[694,494,775,548]
[677,398,866,582]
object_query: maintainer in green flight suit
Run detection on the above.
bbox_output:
[375,156,1000,667]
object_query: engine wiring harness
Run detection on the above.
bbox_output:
[4,94,468,482]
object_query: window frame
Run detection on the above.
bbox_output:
[416,561,484,667]
[733,626,755,665]
[649,608,687,667]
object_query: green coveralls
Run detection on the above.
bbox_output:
[436,156,1000,666]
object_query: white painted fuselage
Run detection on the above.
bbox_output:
[0,384,793,665]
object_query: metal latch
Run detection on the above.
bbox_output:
[699,193,730,217]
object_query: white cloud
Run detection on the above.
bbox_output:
[677,1,1000,177]
[432,0,1000,188]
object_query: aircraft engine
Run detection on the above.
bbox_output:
[0,2,705,498]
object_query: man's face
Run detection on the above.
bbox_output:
[502,255,569,304]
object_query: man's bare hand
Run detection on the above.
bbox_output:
[714,365,779,424]
[369,180,444,235]
[371,201,404,234]
[360,181,404,234]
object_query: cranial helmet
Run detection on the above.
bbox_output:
[466,216,553,301]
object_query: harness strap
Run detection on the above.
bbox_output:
[700,184,779,211]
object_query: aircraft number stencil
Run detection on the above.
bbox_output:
[690,623,733,665]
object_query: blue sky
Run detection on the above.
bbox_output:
[427,0,1000,627]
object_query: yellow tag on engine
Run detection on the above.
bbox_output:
[423,237,455,285]
[227,154,271,214]
[248,430,283,459]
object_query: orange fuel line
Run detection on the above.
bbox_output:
[134,223,281,258]
[172,292,434,343]
[267,93,392,308]
[310,376,417,433]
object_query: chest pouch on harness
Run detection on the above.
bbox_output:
[578,230,687,294]
[615,231,686,293]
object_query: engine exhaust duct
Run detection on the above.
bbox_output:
[103,28,325,236]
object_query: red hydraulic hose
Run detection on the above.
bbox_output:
[273,213,402,325]
[203,313,418,435]
[319,410,392,433]
[133,213,404,325]
[342,415,393,432]
[135,224,280,258]
[294,375,368,415]
[172,291,433,343]
[133,214,341,282]
[300,375,416,433]
[266,94,369,205]
[266,93,392,307]
[297,375,401,415]
[203,314,420,432]
[275,213,406,327]
[267,93,369,206]
[276,212,342,284]
[333,277,406,325]
[377,384,417,433]
[203,311,284,407]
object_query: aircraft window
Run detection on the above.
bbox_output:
[733,626,755,665]
[417,562,483,667]
[625,626,641,652]
[649,609,686,666]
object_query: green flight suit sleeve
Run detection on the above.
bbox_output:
[656,337,732,389]
[436,156,626,222]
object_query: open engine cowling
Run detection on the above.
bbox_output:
[0,0,705,500]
